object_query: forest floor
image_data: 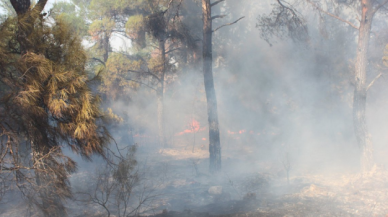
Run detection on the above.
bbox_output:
[2,142,388,217]
[131,143,388,217]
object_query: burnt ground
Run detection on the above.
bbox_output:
[70,143,388,217]
[143,163,388,217]
[122,144,388,217]
[2,144,388,217]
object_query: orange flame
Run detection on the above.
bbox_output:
[227,129,246,135]
[176,119,205,136]
[227,130,236,135]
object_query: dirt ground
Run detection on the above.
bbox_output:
[2,141,388,217]
[142,166,388,217]
[135,144,388,217]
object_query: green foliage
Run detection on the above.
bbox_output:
[0,15,110,155]
[147,55,164,73]
[125,14,145,38]
[57,0,197,101]
[51,1,89,36]
[89,17,115,39]
[100,53,142,99]
[89,0,137,18]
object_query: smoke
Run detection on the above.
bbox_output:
[102,0,388,184]
[53,0,388,215]
[3,0,388,216]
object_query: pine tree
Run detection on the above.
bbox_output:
[122,0,198,147]
[0,1,110,216]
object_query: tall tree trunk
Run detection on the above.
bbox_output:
[202,0,221,172]
[103,32,109,63]
[157,38,166,147]
[354,0,374,172]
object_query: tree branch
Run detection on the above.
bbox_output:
[28,0,49,21]
[91,58,106,66]
[276,0,303,19]
[367,73,383,91]
[126,78,157,91]
[127,69,161,83]
[212,16,245,33]
[373,0,388,14]
[306,0,359,30]
[33,0,49,14]
[167,0,174,9]
[211,15,227,20]
[166,47,182,54]
[112,52,162,83]
[1,165,36,171]
[211,0,225,7]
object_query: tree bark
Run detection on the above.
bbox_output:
[157,38,166,147]
[353,0,374,172]
[103,32,110,63]
[10,0,31,15]
[202,0,221,173]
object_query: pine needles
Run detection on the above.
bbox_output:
[0,6,110,217]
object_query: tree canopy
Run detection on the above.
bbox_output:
[0,1,111,215]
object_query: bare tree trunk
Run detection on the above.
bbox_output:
[202,0,221,173]
[157,89,165,147]
[103,32,110,63]
[157,38,166,147]
[353,0,374,172]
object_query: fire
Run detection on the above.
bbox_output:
[227,130,236,135]
[176,118,206,136]
[227,129,246,135]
